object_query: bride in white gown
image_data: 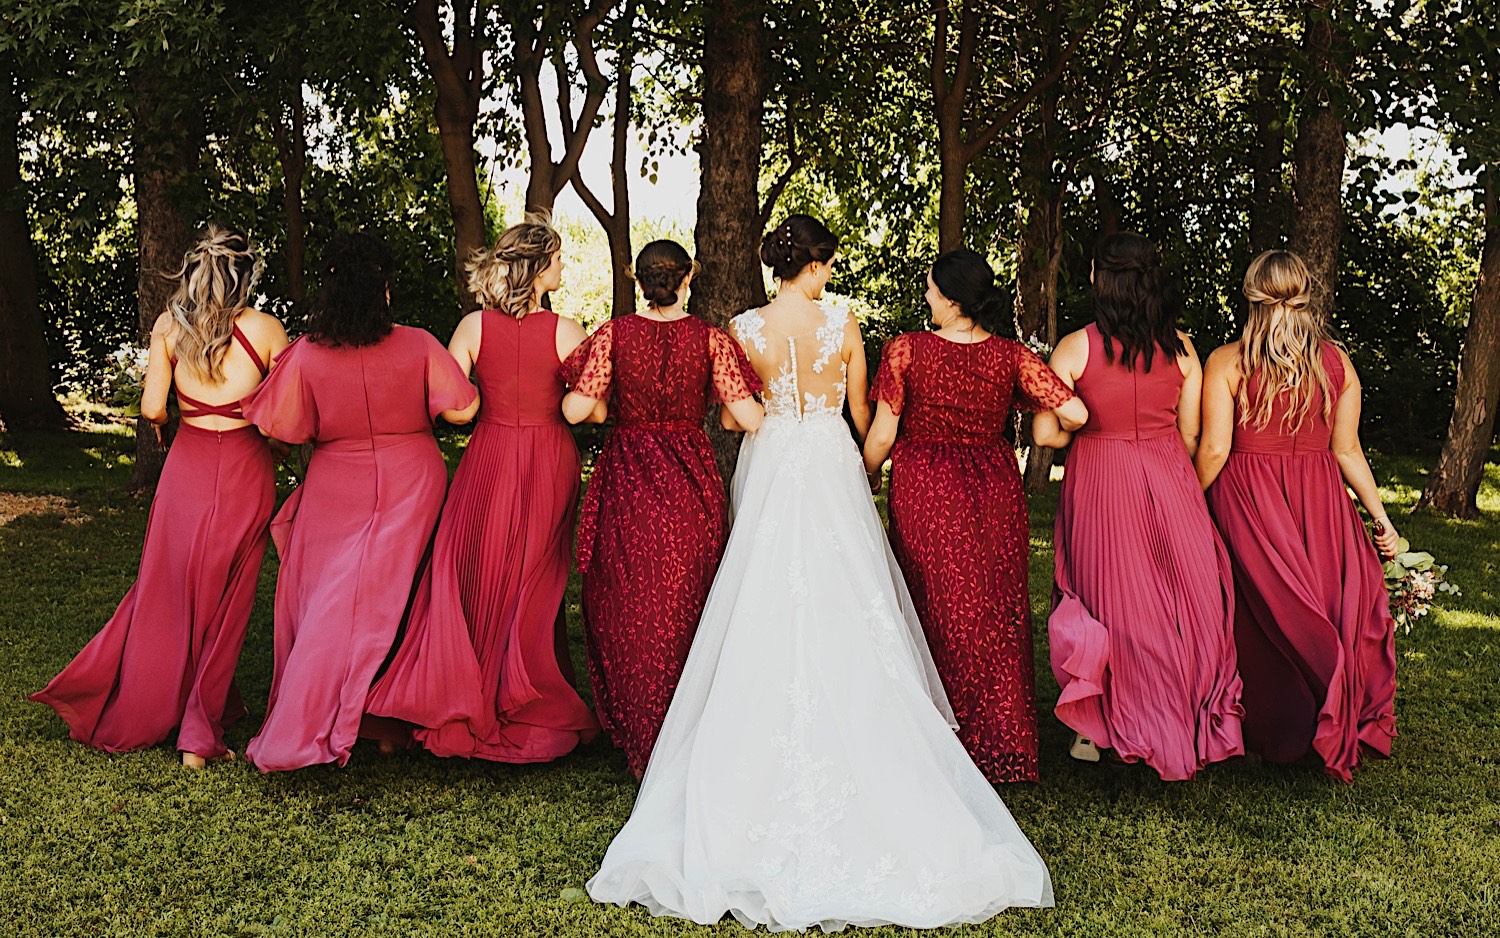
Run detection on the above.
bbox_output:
[588,215,1054,931]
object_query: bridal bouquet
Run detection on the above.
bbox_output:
[1382,537,1459,633]
[101,342,150,416]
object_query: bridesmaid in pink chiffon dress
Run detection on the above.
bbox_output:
[559,240,764,777]
[1034,233,1242,781]
[367,216,599,760]
[31,224,287,768]
[864,249,1087,784]
[241,233,479,773]
[1197,250,1400,784]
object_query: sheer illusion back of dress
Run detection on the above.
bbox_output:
[732,302,848,419]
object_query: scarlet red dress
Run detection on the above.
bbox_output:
[241,325,477,772]
[560,314,760,776]
[872,332,1075,783]
[31,326,274,759]
[1205,342,1396,783]
[367,310,599,760]
[1048,324,1243,780]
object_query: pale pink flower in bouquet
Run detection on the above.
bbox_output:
[1382,537,1459,633]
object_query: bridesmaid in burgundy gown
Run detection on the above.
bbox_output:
[241,233,479,772]
[31,224,287,768]
[1197,249,1400,783]
[367,215,600,760]
[1033,232,1242,781]
[560,240,764,776]
[864,249,1087,783]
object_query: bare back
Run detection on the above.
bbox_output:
[731,300,851,420]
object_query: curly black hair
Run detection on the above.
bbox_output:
[304,232,396,348]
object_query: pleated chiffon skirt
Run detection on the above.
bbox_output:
[1048,432,1244,780]
[1206,449,1396,782]
[31,424,275,758]
[367,420,598,761]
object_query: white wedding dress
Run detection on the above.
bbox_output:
[587,302,1054,931]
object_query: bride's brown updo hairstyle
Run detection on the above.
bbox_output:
[634,240,698,308]
[759,214,838,282]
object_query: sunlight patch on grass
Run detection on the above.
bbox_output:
[0,450,21,468]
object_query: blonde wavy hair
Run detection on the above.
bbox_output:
[1237,250,1336,432]
[166,223,264,383]
[466,212,562,318]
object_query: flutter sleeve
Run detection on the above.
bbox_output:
[422,329,479,420]
[707,325,762,404]
[559,320,614,400]
[242,337,319,443]
[1014,343,1077,413]
[870,333,915,415]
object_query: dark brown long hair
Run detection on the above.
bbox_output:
[1092,232,1185,370]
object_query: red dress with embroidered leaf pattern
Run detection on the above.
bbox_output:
[560,314,760,776]
[872,332,1075,783]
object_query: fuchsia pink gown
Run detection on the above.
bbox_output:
[1205,342,1396,783]
[367,310,599,760]
[31,326,275,759]
[1048,324,1243,780]
[241,326,476,772]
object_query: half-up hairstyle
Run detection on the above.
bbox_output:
[1238,249,1336,432]
[759,214,838,282]
[634,240,697,308]
[305,232,396,348]
[930,248,1013,338]
[1092,232,1185,370]
[467,212,562,318]
[165,223,264,382]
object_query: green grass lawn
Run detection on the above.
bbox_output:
[2,423,1498,937]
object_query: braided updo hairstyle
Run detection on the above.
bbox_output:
[1237,249,1334,432]
[305,232,395,348]
[166,222,264,382]
[1092,232,1184,369]
[466,212,562,318]
[929,249,1013,337]
[759,214,838,282]
[633,240,697,308]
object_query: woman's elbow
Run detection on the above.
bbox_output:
[140,401,168,425]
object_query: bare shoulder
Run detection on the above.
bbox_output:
[1204,341,1240,373]
[150,309,176,337]
[239,307,287,338]
[1055,328,1089,355]
[1176,329,1198,354]
[554,313,587,342]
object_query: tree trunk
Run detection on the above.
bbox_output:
[273,75,308,309]
[0,66,65,431]
[693,0,767,477]
[1421,172,1500,519]
[415,0,487,312]
[129,71,201,492]
[1248,63,1288,254]
[1288,2,1345,322]
[1016,81,1064,494]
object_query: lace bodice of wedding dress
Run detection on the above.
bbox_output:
[731,302,848,420]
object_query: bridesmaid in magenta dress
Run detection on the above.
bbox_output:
[241,233,479,772]
[31,224,287,768]
[559,239,764,776]
[863,249,1088,783]
[1033,232,1242,781]
[367,216,599,760]
[1197,250,1400,783]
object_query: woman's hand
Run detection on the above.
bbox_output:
[1371,518,1400,560]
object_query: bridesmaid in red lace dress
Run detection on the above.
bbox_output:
[1196,250,1400,783]
[241,233,479,772]
[864,249,1087,783]
[1033,232,1242,780]
[560,240,764,776]
[367,215,599,760]
[31,224,287,768]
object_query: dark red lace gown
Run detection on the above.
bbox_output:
[560,315,760,776]
[872,332,1076,783]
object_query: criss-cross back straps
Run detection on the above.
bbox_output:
[174,324,266,419]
